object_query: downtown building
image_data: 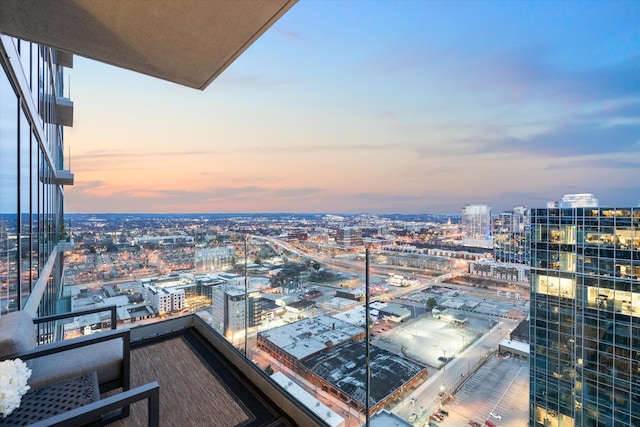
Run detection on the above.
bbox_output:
[335,227,363,248]
[530,207,640,427]
[461,204,493,249]
[494,205,529,264]
[211,284,262,342]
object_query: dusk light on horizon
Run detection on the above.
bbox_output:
[65,0,640,214]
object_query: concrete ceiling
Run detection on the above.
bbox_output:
[0,0,297,90]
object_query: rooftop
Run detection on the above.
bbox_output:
[258,315,364,360]
[302,340,427,407]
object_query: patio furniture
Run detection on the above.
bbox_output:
[0,306,160,425]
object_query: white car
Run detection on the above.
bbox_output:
[490,412,502,420]
[409,397,417,404]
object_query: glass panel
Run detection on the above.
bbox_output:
[0,68,19,313]
[18,41,31,88]
[20,107,32,305]
[31,131,40,285]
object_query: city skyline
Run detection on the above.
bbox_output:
[65,0,640,214]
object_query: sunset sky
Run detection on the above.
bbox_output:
[65,0,640,215]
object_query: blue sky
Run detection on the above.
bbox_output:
[65,0,640,214]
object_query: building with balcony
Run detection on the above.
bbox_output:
[529,207,640,427]
[1,33,73,317]
[141,281,185,314]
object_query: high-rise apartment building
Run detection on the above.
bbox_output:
[0,37,74,317]
[530,207,640,427]
[494,206,529,264]
[211,285,262,341]
[462,204,493,249]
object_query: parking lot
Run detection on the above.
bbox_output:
[374,313,490,368]
[445,356,529,427]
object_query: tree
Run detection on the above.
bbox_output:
[426,297,438,310]
[264,364,274,375]
[269,262,304,289]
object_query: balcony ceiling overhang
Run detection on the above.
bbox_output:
[0,0,297,90]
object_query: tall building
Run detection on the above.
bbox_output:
[335,227,363,247]
[0,2,295,318]
[494,205,530,264]
[194,246,235,271]
[462,204,493,249]
[0,37,74,317]
[529,207,640,427]
[211,285,262,341]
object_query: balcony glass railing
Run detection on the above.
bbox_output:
[11,227,490,426]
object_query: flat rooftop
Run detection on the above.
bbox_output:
[258,315,364,360]
[302,341,427,407]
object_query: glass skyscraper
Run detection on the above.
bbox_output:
[494,205,529,264]
[462,204,493,249]
[1,36,73,317]
[530,207,640,427]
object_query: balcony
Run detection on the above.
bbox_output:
[57,239,75,252]
[39,93,74,127]
[55,169,75,186]
[24,313,325,426]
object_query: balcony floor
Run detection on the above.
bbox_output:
[109,328,295,426]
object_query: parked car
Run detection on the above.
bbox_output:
[428,421,439,427]
[438,409,449,417]
[408,413,417,423]
[485,420,497,427]
[490,412,502,420]
[468,421,482,427]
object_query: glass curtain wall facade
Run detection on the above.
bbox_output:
[0,36,71,316]
[494,206,530,264]
[530,208,640,427]
[462,204,493,249]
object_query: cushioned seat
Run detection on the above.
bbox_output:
[28,338,124,389]
[0,308,150,425]
[0,310,37,356]
[0,308,129,394]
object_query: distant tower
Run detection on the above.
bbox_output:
[461,204,493,249]
[335,227,363,247]
[493,206,529,264]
